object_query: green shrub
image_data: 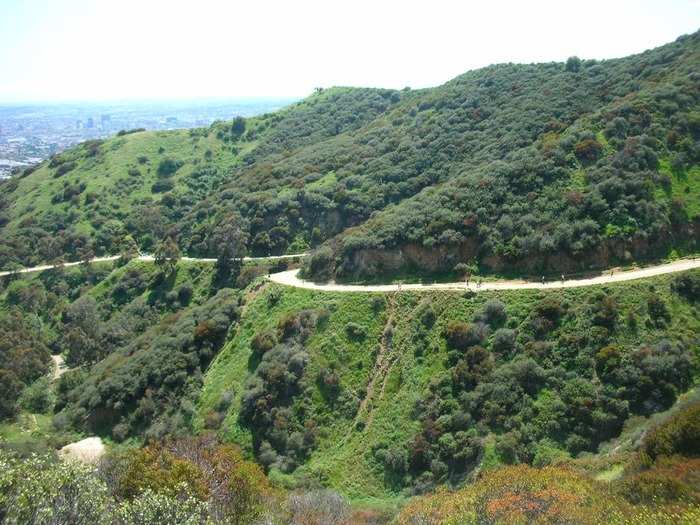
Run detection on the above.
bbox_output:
[156,158,183,178]
[643,403,700,459]
[19,377,54,413]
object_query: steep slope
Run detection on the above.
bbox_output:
[197,269,700,499]
[1,32,698,278]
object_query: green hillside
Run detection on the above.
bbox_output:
[197,270,700,499]
[2,30,700,525]
[1,33,699,280]
[1,258,698,512]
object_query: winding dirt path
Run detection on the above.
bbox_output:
[0,253,306,278]
[2,254,699,292]
[269,258,700,293]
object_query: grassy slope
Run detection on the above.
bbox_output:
[198,269,700,501]
[7,129,239,233]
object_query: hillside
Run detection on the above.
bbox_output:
[0,32,698,281]
[1,30,700,525]
[1,257,699,517]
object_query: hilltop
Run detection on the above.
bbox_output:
[0,32,698,281]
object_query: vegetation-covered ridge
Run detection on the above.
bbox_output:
[198,268,700,499]
[1,32,699,281]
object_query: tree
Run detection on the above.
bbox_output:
[154,237,180,275]
[62,295,101,366]
[0,369,23,419]
[565,56,582,72]
[231,117,246,139]
[454,260,478,282]
[211,215,248,271]
[119,234,140,262]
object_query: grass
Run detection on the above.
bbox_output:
[6,127,243,238]
[655,159,700,219]
[595,464,625,482]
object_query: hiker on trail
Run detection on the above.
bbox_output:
[561,274,565,283]
[541,275,545,285]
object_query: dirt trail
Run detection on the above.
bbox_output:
[3,254,699,292]
[51,354,67,381]
[269,258,700,293]
[0,253,306,278]
[351,294,398,433]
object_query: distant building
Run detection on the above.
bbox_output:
[165,116,178,125]
[100,114,111,129]
[86,117,94,129]
[76,120,83,130]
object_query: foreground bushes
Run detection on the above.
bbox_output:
[395,464,700,525]
[0,435,362,525]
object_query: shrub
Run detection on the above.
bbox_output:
[54,161,77,177]
[345,322,367,340]
[114,489,206,525]
[317,365,341,399]
[251,330,276,357]
[151,179,174,193]
[19,376,54,413]
[566,55,582,72]
[444,320,487,350]
[492,328,517,354]
[417,303,436,327]
[156,158,183,178]
[479,299,507,325]
[643,403,700,459]
[287,489,350,525]
[177,283,194,305]
[574,138,603,162]
[647,295,671,326]
[673,273,700,301]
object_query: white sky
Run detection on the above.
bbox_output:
[0,0,698,102]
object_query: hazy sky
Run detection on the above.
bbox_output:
[1,0,698,102]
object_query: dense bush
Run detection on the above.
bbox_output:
[643,402,700,459]
[0,310,51,419]
[58,288,239,440]
[240,310,322,473]
[396,285,696,492]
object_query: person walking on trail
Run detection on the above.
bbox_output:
[561,274,565,283]
[541,275,545,285]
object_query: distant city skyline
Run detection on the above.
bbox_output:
[0,97,296,177]
[1,0,698,103]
